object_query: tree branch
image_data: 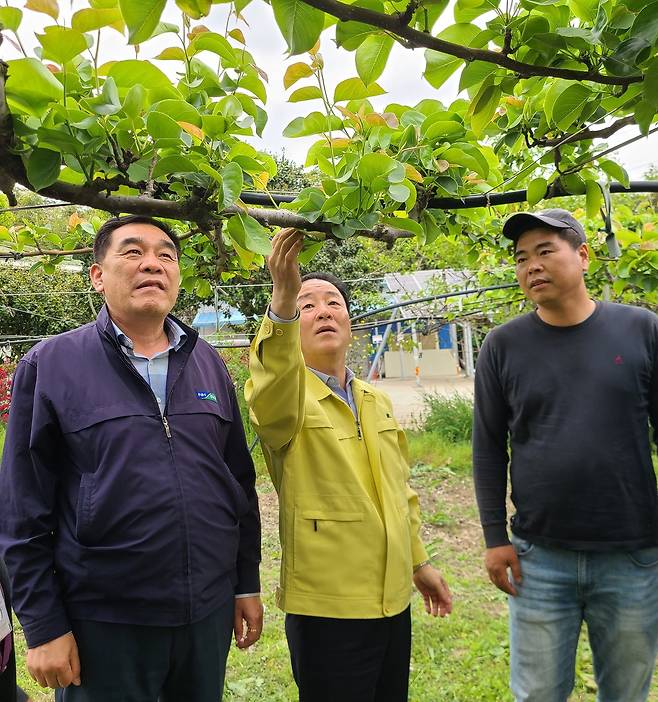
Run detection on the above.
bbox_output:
[300,0,642,86]
[529,115,636,148]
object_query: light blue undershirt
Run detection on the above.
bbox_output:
[111,318,187,415]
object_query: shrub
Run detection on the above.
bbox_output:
[218,347,256,444]
[0,361,14,425]
[419,392,474,444]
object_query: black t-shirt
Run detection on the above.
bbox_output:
[473,301,658,550]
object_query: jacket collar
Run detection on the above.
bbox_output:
[305,368,374,401]
[96,304,198,354]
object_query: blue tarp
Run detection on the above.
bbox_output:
[192,306,247,328]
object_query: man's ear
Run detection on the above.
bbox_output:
[89,262,104,293]
[579,242,590,272]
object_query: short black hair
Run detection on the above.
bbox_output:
[554,228,586,250]
[301,271,350,313]
[93,215,181,263]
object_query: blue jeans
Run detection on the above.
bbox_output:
[509,535,658,702]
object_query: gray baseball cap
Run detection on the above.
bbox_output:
[502,208,586,244]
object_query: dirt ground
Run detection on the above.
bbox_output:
[370,375,475,427]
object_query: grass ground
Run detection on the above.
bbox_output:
[9,433,658,701]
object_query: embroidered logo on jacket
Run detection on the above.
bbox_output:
[197,391,218,402]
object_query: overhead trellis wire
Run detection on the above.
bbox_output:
[349,283,520,323]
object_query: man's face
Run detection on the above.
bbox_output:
[514,227,589,306]
[89,223,180,323]
[297,279,351,365]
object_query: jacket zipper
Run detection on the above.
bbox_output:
[103,328,192,621]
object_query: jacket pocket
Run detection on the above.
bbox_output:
[293,507,376,598]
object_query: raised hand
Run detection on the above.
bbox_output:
[267,228,304,320]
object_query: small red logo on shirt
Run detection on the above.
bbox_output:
[614,355,623,365]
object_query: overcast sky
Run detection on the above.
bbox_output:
[5,0,657,179]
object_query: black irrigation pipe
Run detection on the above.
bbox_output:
[349,283,519,323]
[2,182,658,216]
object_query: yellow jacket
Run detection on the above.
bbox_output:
[245,315,428,619]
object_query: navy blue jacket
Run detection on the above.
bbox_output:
[0,306,260,648]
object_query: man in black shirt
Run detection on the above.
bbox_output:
[473,208,658,702]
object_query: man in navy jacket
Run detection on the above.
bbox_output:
[0,215,262,701]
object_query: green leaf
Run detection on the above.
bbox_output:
[551,84,592,131]
[335,0,383,50]
[25,0,58,20]
[5,58,63,117]
[355,34,393,86]
[288,86,324,102]
[119,0,167,44]
[560,173,586,195]
[585,179,602,219]
[644,58,658,110]
[151,99,201,126]
[527,177,547,206]
[146,111,182,139]
[0,7,23,31]
[567,0,597,22]
[421,211,442,245]
[606,1,658,76]
[458,60,498,94]
[469,81,501,137]
[123,84,145,119]
[201,114,227,138]
[599,159,630,188]
[154,47,187,61]
[272,0,325,55]
[191,32,238,65]
[198,162,224,184]
[221,162,243,207]
[388,182,412,202]
[424,23,481,89]
[440,146,488,177]
[333,77,385,102]
[543,79,574,125]
[151,155,198,179]
[25,148,61,191]
[357,152,397,185]
[195,279,213,298]
[37,27,88,65]
[87,76,122,115]
[283,62,314,89]
[282,112,343,137]
[227,214,272,255]
[109,60,180,98]
[237,70,267,104]
[71,7,124,32]
[298,241,323,265]
[455,0,492,22]
[175,0,211,19]
[380,216,423,237]
[634,100,656,137]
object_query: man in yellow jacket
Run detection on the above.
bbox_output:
[245,229,452,702]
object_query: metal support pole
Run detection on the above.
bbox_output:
[366,312,397,382]
[397,322,405,379]
[411,321,421,387]
[463,322,475,377]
